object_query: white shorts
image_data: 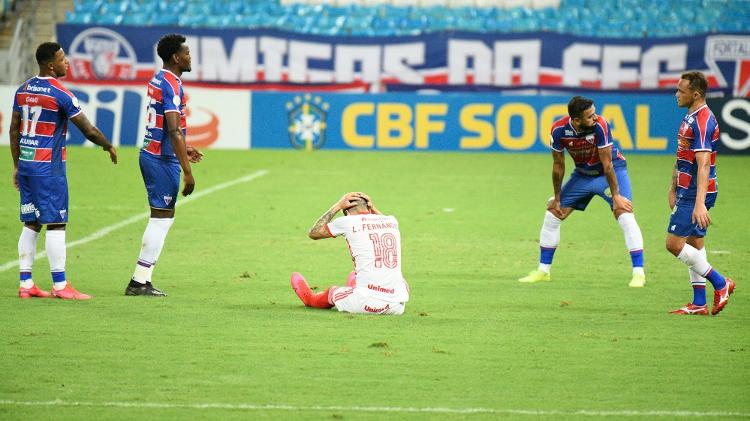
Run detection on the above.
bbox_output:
[330,287,406,315]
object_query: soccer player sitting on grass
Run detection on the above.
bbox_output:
[518,96,647,287]
[291,192,409,315]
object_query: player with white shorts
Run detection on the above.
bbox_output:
[291,192,409,315]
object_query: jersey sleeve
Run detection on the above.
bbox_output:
[594,117,613,149]
[326,216,350,238]
[162,82,181,114]
[57,92,82,119]
[691,113,716,152]
[12,87,22,113]
[550,127,564,152]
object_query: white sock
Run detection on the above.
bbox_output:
[617,212,643,252]
[677,243,711,278]
[538,263,552,273]
[689,247,707,287]
[632,267,645,276]
[132,218,174,284]
[46,230,67,289]
[537,211,561,273]
[18,226,39,287]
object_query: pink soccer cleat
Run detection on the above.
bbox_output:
[291,272,312,306]
[669,303,708,315]
[52,283,92,300]
[712,278,736,315]
[346,271,357,287]
[19,284,51,299]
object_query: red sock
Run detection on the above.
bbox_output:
[308,287,334,309]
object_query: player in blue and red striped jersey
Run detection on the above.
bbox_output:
[10,42,117,300]
[125,34,203,297]
[519,96,647,287]
[668,71,735,316]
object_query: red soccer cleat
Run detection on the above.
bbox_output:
[51,283,92,300]
[291,272,312,306]
[669,303,708,315]
[712,278,736,315]
[346,271,357,287]
[19,284,51,299]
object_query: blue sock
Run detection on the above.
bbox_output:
[692,285,707,306]
[20,272,32,281]
[51,271,66,286]
[540,247,556,265]
[629,249,644,269]
[704,268,726,290]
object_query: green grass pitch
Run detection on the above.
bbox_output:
[0,146,748,420]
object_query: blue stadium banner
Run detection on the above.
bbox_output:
[56,24,750,96]
[251,93,684,153]
[708,97,750,155]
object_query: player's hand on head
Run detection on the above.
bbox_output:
[337,192,360,210]
[182,173,195,196]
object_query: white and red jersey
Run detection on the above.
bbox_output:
[326,213,409,303]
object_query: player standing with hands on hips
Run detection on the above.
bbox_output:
[11,42,117,299]
[667,71,735,316]
[125,34,203,297]
[291,192,410,315]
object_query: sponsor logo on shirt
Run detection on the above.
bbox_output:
[26,85,51,94]
[367,284,395,294]
[565,130,574,136]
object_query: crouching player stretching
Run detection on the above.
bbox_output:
[291,192,409,315]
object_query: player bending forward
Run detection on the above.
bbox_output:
[291,192,409,315]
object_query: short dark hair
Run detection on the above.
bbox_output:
[157,34,186,63]
[568,96,594,119]
[681,71,708,98]
[343,197,368,215]
[36,42,62,66]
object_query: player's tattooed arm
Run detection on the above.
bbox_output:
[668,163,678,209]
[308,207,338,240]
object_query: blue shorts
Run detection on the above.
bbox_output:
[560,166,633,211]
[139,152,180,209]
[667,199,710,238]
[18,174,69,224]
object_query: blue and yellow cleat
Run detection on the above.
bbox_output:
[518,270,551,283]
[628,273,646,288]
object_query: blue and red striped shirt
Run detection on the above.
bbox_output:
[141,69,186,160]
[13,76,82,177]
[675,104,719,205]
[550,115,625,176]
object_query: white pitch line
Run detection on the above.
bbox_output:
[0,169,269,273]
[0,400,747,418]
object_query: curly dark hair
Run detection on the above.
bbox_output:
[157,34,186,63]
[568,96,594,119]
[35,42,62,66]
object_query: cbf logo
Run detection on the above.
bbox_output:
[287,94,329,150]
[69,28,138,80]
[705,35,750,97]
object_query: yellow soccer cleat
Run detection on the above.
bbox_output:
[628,273,646,288]
[518,270,551,283]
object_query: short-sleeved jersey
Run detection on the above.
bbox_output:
[550,115,626,176]
[675,104,719,205]
[13,76,82,177]
[141,69,186,160]
[326,213,409,302]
